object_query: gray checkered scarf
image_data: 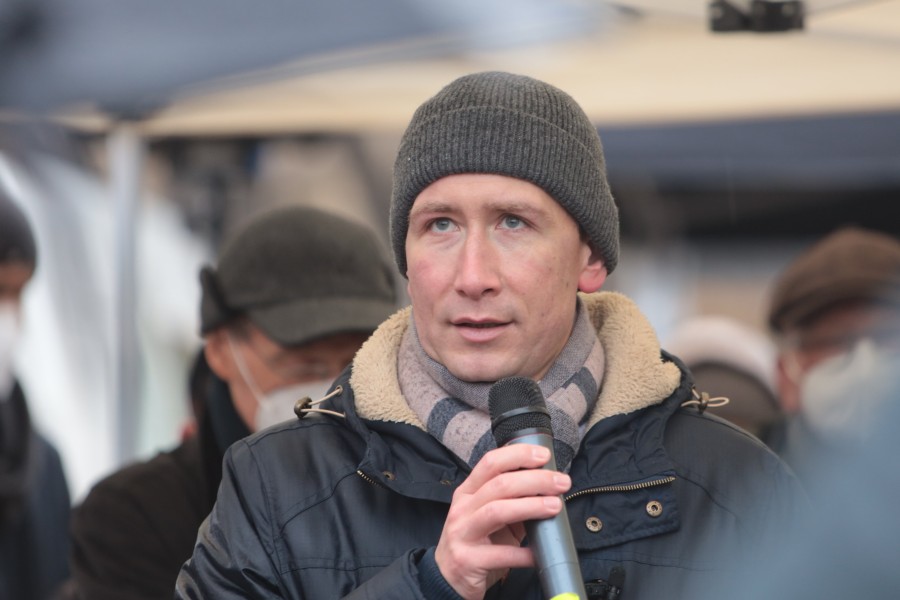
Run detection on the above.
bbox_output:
[399,300,604,471]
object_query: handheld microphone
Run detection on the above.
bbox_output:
[488,376,587,600]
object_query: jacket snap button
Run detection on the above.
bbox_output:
[585,516,603,532]
[646,500,663,517]
[382,471,396,481]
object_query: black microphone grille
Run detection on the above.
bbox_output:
[489,377,545,417]
[489,377,552,446]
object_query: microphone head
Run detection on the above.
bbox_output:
[489,376,552,447]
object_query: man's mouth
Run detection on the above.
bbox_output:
[453,319,509,328]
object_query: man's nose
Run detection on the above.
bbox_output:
[454,231,500,298]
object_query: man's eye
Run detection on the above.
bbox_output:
[429,218,453,232]
[501,215,524,229]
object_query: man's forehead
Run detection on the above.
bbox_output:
[242,322,365,368]
[788,300,900,347]
[409,174,560,216]
[410,197,548,218]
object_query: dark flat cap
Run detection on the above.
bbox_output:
[200,205,397,346]
[768,226,900,333]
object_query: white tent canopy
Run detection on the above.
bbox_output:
[60,0,900,136]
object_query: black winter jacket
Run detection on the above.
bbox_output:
[0,381,70,600]
[176,293,805,599]
[68,375,250,600]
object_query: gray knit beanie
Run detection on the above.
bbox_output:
[390,71,619,276]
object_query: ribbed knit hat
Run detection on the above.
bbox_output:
[390,71,619,276]
[768,226,900,333]
[199,205,397,346]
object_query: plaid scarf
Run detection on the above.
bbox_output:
[399,300,604,471]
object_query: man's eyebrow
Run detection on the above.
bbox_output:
[410,199,545,218]
[409,200,456,218]
[486,200,542,215]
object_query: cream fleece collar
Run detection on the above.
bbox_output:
[349,291,682,429]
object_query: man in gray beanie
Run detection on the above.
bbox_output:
[178,72,804,600]
[70,205,397,600]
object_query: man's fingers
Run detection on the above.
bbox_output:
[435,445,574,599]
[457,444,554,493]
[444,474,568,554]
[438,539,535,577]
[447,445,571,546]
[479,468,570,504]
[467,495,564,541]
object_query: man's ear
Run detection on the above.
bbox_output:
[203,329,232,381]
[577,249,607,293]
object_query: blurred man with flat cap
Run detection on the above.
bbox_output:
[767,226,900,483]
[711,228,900,600]
[0,193,71,600]
[67,205,397,600]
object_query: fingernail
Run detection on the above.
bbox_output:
[553,474,571,488]
[532,447,550,460]
[543,497,562,509]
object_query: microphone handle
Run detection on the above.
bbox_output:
[507,432,587,600]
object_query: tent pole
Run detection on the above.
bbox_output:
[108,122,144,464]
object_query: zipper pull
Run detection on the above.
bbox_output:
[584,566,625,600]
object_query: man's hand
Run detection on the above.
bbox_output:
[434,444,572,599]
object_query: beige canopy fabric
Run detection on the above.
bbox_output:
[59,0,900,136]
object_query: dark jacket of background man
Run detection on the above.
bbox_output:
[0,194,71,600]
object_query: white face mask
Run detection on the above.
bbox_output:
[255,379,334,431]
[800,338,900,443]
[0,301,21,398]
[226,332,334,432]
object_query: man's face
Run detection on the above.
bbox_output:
[0,261,32,392]
[0,261,34,306]
[405,173,606,383]
[777,300,900,413]
[206,322,369,430]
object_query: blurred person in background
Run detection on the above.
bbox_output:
[66,205,397,600]
[714,227,900,600]
[664,315,782,442]
[174,346,215,444]
[177,71,805,600]
[704,369,900,600]
[0,193,71,600]
[766,226,900,486]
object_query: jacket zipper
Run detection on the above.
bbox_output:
[565,475,675,501]
[358,470,675,499]
[357,469,387,488]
